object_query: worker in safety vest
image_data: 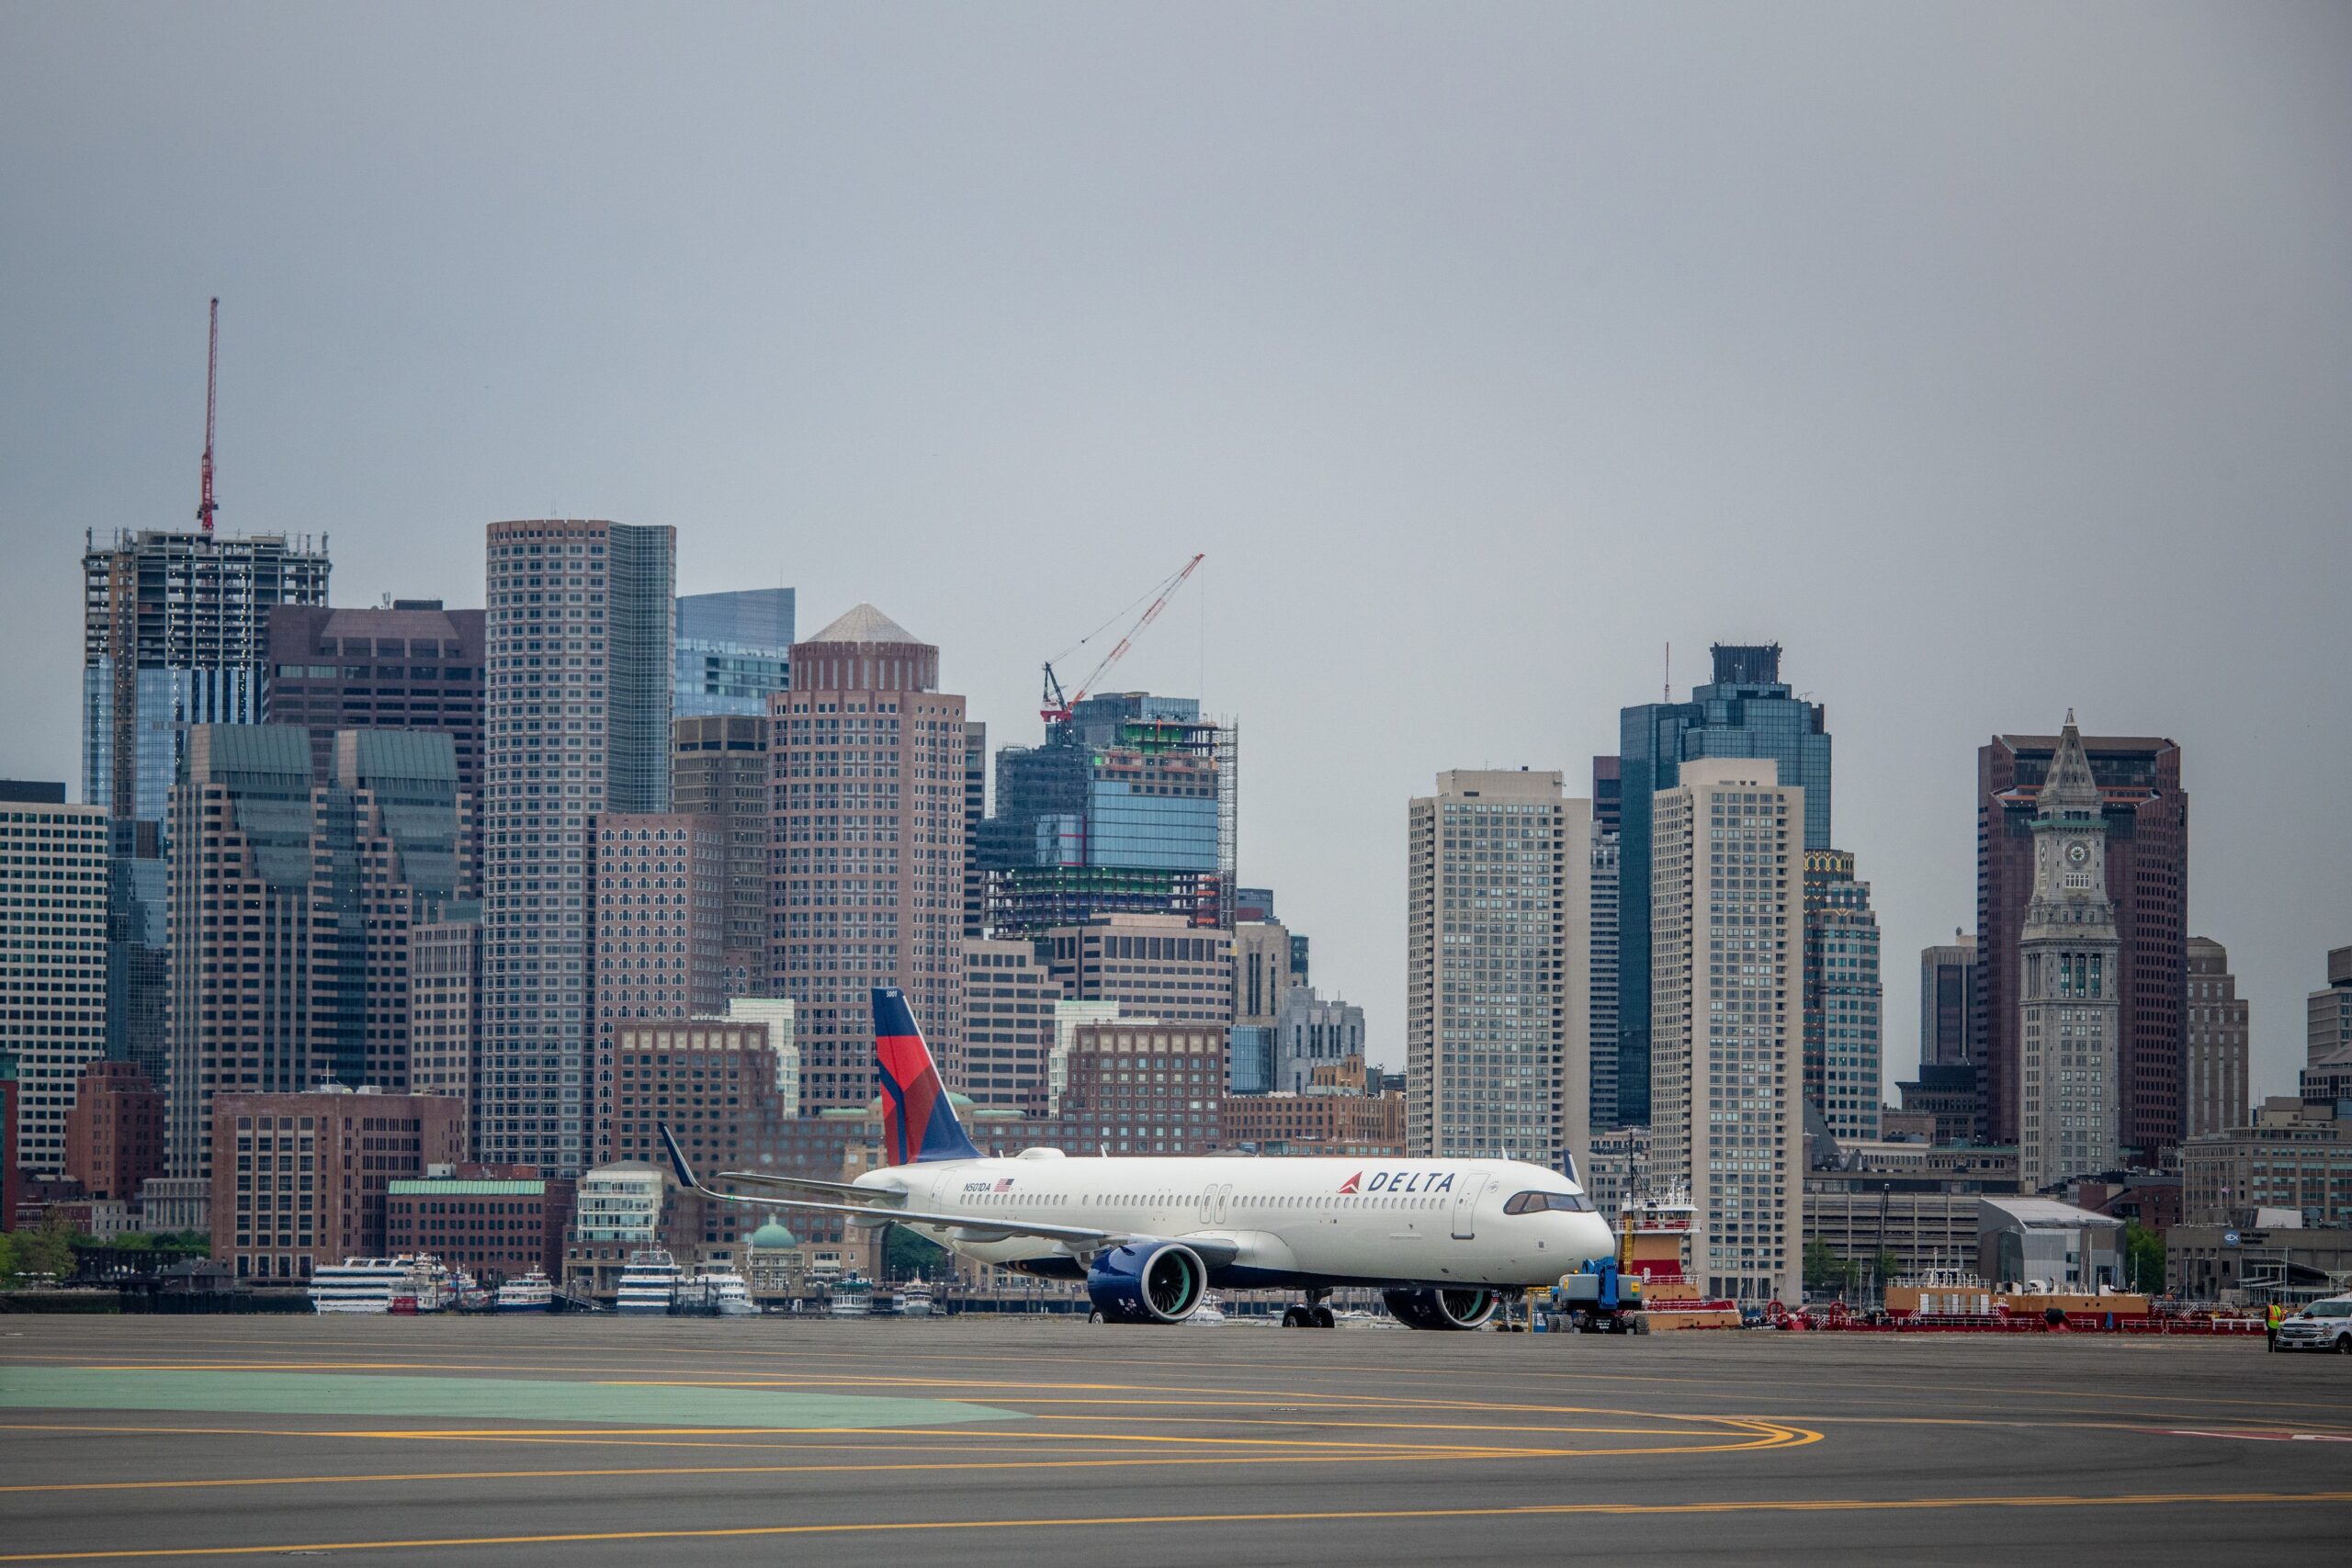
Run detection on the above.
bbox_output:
[2266,1300,2285,1349]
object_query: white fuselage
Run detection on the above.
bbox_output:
[854,1150,1614,1289]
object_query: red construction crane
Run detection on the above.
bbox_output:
[1039,552,1204,724]
[196,297,219,534]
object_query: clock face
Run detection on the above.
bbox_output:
[2066,840,2089,866]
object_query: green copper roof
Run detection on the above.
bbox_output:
[386,1179,547,1196]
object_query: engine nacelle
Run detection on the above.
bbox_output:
[1086,1241,1208,1325]
[1383,1286,1498,1331]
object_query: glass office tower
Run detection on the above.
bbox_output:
[673,589,794,718]
[1617,643,1830,1126]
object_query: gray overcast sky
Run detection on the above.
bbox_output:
[4,4,2346,1102]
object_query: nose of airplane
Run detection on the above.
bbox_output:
[1577,1213,1615,1263]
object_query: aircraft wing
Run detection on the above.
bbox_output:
[703,1169,899,1202]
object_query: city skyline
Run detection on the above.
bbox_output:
[3,7,2348,1108]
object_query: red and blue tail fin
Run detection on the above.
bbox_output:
[874,987,978,1166]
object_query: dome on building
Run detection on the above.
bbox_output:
[750,1220,799,1249]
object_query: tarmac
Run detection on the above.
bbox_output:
[2,1314,2347,1566]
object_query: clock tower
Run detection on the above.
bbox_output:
[2017,711,2121,1192]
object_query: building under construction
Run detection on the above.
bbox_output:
[978,693,1237,936]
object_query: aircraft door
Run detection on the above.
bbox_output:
[1214,1183,1231,1224]
[1449,1175,1488,1239]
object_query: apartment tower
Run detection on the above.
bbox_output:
[1406,769,1592,1179]
[1648,758,1804,1304]
[0,783,108,1175]
[481,520,676,1174]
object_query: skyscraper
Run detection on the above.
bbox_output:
[0,783,107,1176]
[2305,946,2352,1112]
[978,694,1236,937]
[1589,756,1622,1131]
[1918,932,1980,1070]
[264,601,485,799]
[164,726,468,1181]
[1647,757,1804,1304]
[1406,770,1591,1179]
[1042,913,1235,1028]
[83,528,331,1074]
[768,604,966,1110]
[2015,716,2121,1191]
[1802,849,1883,1142]
[1616,644,1830,1127]
[2184,937,2249,1142]
[1978,726,2185,1162]
[481,520,676,1173]
[673,588,793,718]
[961,720,988,939]
[671,715,771,995]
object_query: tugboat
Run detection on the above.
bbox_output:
[614,1249,681,1316]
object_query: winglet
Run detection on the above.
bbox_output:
[658,1122,698,1191]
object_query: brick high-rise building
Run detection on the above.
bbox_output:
[211,1089,466,1280]
[166,727,468,1181]
[0,784,108,1176]
[1647,757,1804,1304]
[1978,725,2185,1162]
[2184,937,2250,1143]
[589,813,726,1158]
[769,605,966,1110]
[264,602,485,800]
[62,1060,164,1201]
[1048,1020,1226,1156]
[84,529,331,1077]
[1406,770,1592,1179]
[671,716,771,995]
[481,520,676,1174]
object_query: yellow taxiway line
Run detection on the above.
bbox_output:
[2,1490,2348,1562]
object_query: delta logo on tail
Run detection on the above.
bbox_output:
[873,987,979,1166]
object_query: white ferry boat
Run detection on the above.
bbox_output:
[828,1273,875,1317]
[895,1277,934,1318]
[494,1270,556,1314]
[677,1266,758,1316]
[310,1256,453,1314]
[615,1249,681,1316]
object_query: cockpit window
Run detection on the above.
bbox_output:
[1504,1190,1594,1215]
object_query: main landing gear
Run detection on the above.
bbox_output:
[1281,1288,1337,1328]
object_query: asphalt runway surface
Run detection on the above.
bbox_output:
[3,1314,2348,1565]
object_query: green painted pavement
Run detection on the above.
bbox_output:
[0,1369,1025,1428]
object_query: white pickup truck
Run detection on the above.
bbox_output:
[2270,1294,2352,1352]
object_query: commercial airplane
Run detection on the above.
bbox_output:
[661,987,1614,1328]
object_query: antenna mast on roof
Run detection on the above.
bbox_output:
[196,298,220,534]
